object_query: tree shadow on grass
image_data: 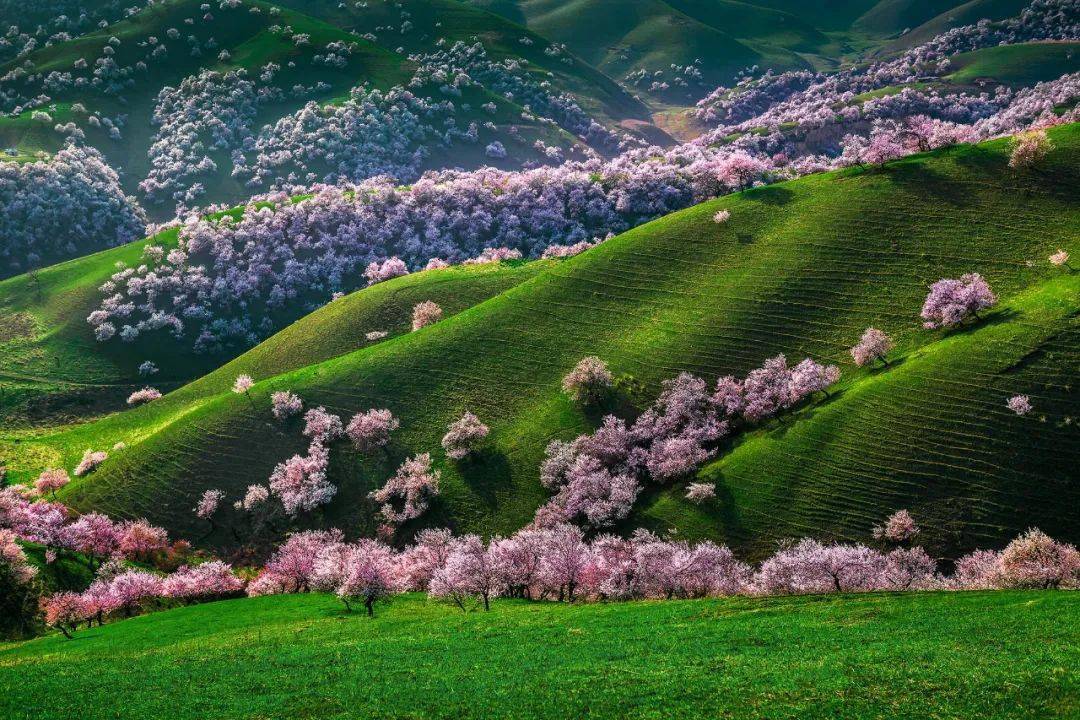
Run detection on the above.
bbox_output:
[938,307,1019,338]
[448,448,514,512]
[878,161,974,207]
[743,184,793,206]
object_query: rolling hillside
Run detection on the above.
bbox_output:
[1,591,1076,719]
[3,124,1077,560]
[471,0,826,96]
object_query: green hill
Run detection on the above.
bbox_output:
[3,124,1077,560]
[874,0,1031,54]
[1,590,1076,719]
[270,0,652,127]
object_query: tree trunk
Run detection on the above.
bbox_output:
[58,625,72,639]
[482,593,490,612]
[365,597,375,617]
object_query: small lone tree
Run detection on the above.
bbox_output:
[1006,394,1033,416]
[441,411,490,460]
[411,301,443,331]
[920,273,996,329]
[1009,129,1052,169]
[850,328,894,367]
[562,356,613,405]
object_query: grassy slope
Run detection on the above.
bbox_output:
[5,125,1078,559]
[854,0,976,36]
[0,235,541,425]
[947,41,1080,86]
[1,590,1076,719]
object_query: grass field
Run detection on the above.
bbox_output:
[0,590,1076,719]
[2,125,1076,560]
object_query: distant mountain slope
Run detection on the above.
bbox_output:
[874,0,1032,52]
[947,41,1080,86]
[5,124,1076,560]
[270,0,651,125]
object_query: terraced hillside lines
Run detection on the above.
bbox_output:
[10,125,1080,557]
[1,591,1077,720]
[671,274,1080,557]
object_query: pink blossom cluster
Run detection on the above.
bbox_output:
[441,412,490,460]
[1007,394,1034,416]
[268,439,334,516]
[561,356,614,404]
[85,142,777,352]
[920,273,997,329]
[194,488,224,520]
[1009,129,1053,168]
[850,327,894,367]
[270,390,303,420]
[73,449,108,477]
[1,487,172,566]
[411,301,443,331]
[369,453,441,525]
[695,1,1078,136]
[126,386,161,405]
[872,509,920,543]
[43,560,242,637]
[233,86,469,192]
[464,247,523,265]
[33,469,70,497]
[0,529,37,585]
[363,257,409,285]
[345,408,400,453]
[139,69,268,207]
[0,144,146,277]
[541,357,838,527]
[540,239,601,259]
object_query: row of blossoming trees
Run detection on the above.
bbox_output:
[7,505,1076,638]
